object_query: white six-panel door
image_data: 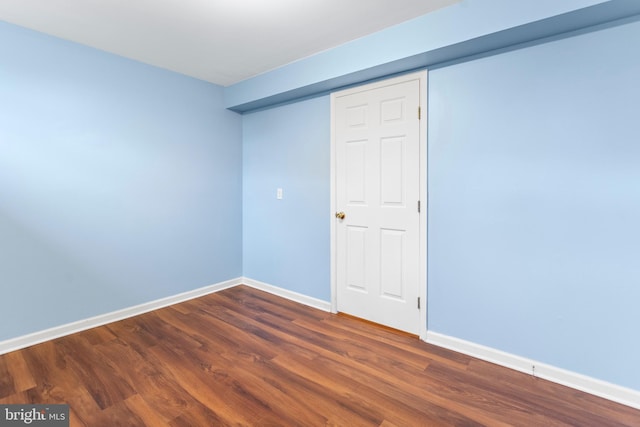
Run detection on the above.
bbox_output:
[332,73,423,335]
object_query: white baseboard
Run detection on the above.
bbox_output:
[0,277,243,355]
[425,331,640,411]
[0,277,330,356]
[242,277,332,312]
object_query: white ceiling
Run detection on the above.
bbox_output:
[0,0,459,86]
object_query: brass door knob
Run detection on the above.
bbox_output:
[335,211,346,220]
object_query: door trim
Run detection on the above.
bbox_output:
[330,71,428,340]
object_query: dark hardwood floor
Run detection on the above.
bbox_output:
[0,285,638,426]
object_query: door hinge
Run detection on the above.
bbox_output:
[418,200,421,213]
[418,297,421,309]
[418,106,421,120]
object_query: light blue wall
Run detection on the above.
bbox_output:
[0,21,243,341]
[242,96,331,301]
[428,19,640,390]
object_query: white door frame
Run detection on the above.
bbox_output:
[330,70,428,340]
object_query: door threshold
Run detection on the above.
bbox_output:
[336,312,420,339]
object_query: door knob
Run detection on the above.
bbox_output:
[335,211,346,220]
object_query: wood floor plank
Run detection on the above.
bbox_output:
[56,335,136,410]
[3,351,36,393]
[13,342,102,424]
[229,363,330,426]
[0,285,638,426]
[93,339,189,423]
[270,350,480,427]
[0,356,15,398]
